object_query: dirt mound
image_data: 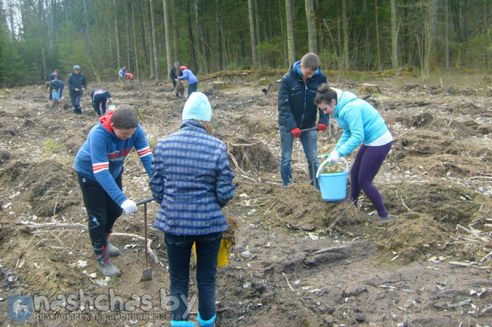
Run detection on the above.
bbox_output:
[228,138,277,172]
[394,130,458,159]
[383,182,479,224]
[259,184,357,231]
[372,212,448,263]
[396,112,434,128]
[0,160,79,217]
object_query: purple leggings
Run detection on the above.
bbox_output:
[350,142,392,218]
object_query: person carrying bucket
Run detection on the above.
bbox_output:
[277,52,329,187]
[315,84,393,221]
[150,92,236,327]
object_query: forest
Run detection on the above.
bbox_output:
[0,0,491,86]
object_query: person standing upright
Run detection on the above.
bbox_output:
[169,61,183,97]
[277,52,329,187]
[68,65,87,114]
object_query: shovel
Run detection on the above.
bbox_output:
[136,197,155,281]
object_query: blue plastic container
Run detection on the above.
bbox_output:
[316,158,349,202]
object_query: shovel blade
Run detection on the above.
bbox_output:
[142,268,153,281]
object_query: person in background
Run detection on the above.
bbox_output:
[91,88,112,117]
[169,61,182,97]
[74,106,153,277]
[50,76,64,106]
[150,92,235,327]
[178,65,198,98]
[48,69,60,100]
[277,52,329,187]
[315,84,393,221]
[118,66,127,81]
[68,65,87,114]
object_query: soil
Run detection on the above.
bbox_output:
[0,75,492,326]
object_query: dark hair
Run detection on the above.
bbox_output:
[301,52,321,70]
[111,106,139,129]
[315,83,337,105]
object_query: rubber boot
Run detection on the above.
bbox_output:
[170,320,195,327]
[106,233,121,257]
[106,242,121,257]
[197,313,216,327]
[95,246,121,277]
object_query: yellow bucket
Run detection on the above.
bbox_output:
[193,239,232,268]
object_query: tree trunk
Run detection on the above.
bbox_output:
[285,0,295,64]
[149,0,159,80]
[215,0,223,70]
[112,0,121,69]
[144,0,154,79]
[124,1,131,70]
[305,0,317,53]
[341,0,349,70]
[187,1,198,71]
[374,0,381,70]
[171,0,178,60]
[130,0,140,81]
[248,0,258,68]
[82,0,91,60]
[254,0,260,45]
[279,0,288,66]
[444,0,449,69]
[390,0,398,68]
[162,0,171,78]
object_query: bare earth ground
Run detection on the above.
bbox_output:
[0,73,492,327]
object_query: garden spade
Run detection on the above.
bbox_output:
[136,197,155,281]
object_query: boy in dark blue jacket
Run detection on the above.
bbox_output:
[90,88,112,117]
[50,77,64,104]
[277,52,328,187]
[68,65,87,114]
[74,107,153,277]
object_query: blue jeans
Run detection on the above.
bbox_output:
[187,82,198,98]
[92,94,108,116]
[280,125,319,187]
[71,93,82,113]
[165,232,221,321]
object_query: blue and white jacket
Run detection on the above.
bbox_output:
[333,91,390,157]
[150,120,236,236]
[74,112,153,205]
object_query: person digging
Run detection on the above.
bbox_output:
[74,106,153,276]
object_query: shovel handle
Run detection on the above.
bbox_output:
[300,126,317,133]
[136,197,155,206]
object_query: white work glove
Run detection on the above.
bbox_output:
[121,199,137,215]
[327,150,340,163]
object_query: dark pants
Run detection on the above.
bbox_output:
[92,94,108,116]
[279,125,319,187]
[71,92,82,114]
[187,82,198,98]
[350,142,393,218]
[165,232,221,321]
[77,173,123,255]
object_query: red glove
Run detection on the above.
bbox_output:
[317,124,327,132]
[290,128,301,138]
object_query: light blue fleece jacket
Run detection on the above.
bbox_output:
[333,91,389,157]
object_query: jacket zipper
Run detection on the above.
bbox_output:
[299,80,308,128]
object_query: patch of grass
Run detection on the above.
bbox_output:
[43,138,63,153]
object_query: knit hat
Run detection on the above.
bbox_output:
[73,65,80,70]
[182,92,212,122]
